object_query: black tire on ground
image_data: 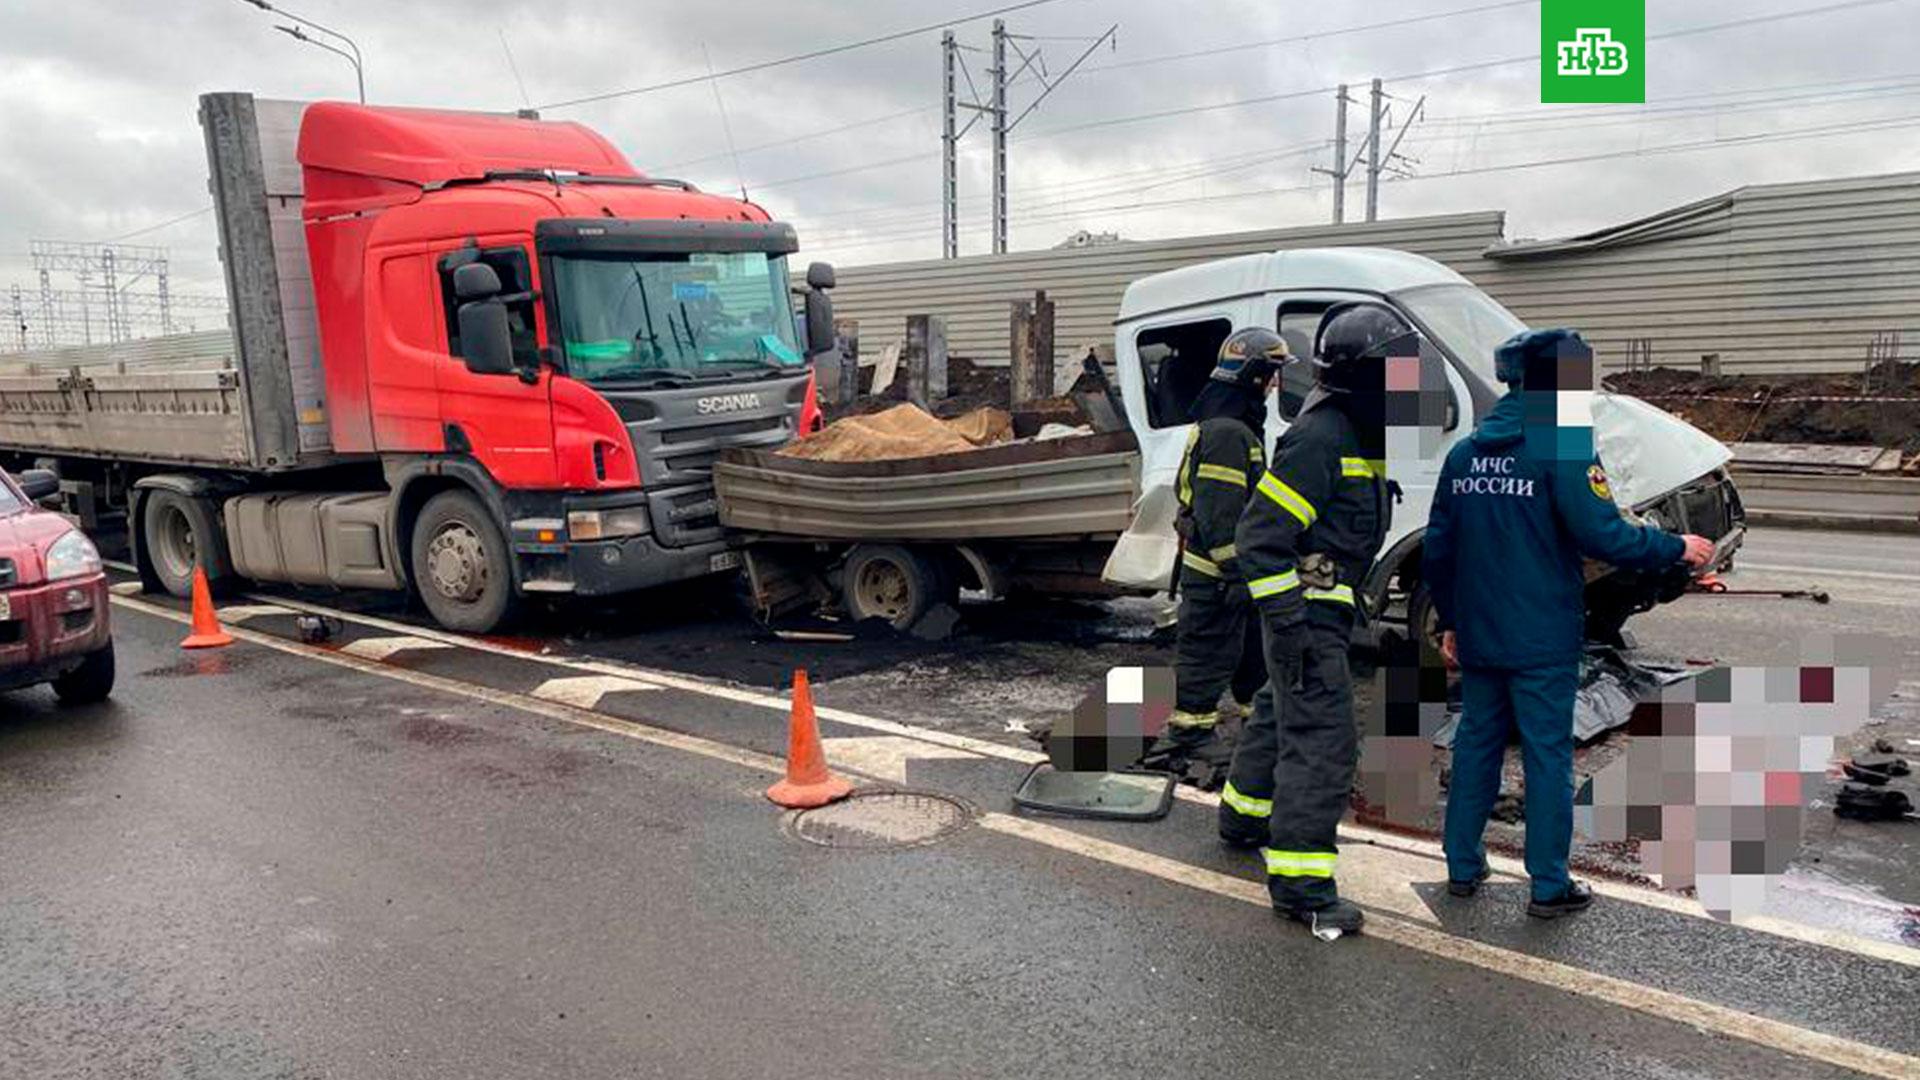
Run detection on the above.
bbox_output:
[142,490,232,599]
[410,489,519,633]
[1406,579,1441,662]
[51,644,115,704]
[841,544,941,630]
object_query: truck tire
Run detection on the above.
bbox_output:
[52,645,115,704]
[143,490,232,598]
[410,490,518,633]
[841,544,944,630]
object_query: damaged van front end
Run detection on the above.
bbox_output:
[1582,393,1746,645]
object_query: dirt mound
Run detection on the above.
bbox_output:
[780,402,1012,462]
[1606,362,1920,452]
[824,354,1090,437]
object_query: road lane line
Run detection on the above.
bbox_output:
[531,674,661,710]
[110,582,1920,968]
[1736,562,1920,584]
[978,814,1920,1080]
[340,635,454,661]
[109,594,1920,1079]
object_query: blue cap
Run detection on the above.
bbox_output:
[1494,327,1586,385]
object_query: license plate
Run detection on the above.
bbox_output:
[709,551,743,573]
[0,593,10,621]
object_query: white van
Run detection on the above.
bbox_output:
[1113,247,1745,646]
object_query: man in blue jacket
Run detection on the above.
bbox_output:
[1423,328,1712,918]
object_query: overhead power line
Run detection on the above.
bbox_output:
[97,206,214,243]
[805,110,1920,256]
[537,0,1071,110]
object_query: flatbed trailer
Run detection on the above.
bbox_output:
[713,430,1141,626]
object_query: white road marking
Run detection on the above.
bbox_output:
[109,593,1920,1080]
[215,604,297,624]
[1737,562,1920,584]
[977,814,1920,1080]
[109,581,143,596]
[531,674,659,710]
[120,581,1920,968]
[819,736,979,785]
[340,636,453,661]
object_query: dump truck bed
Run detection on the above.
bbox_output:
[714,430,1140,542]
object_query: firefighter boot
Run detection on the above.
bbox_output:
[1279,897,1366,941]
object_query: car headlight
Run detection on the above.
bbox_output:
[43,528,102,582]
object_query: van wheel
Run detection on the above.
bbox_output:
[143,491,231,598]
[411,490,518,633]
[841,544,945,630]
[1406,580,1442,661]
[52,645,116,704]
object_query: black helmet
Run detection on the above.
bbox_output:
[1211,327,1291,390]
[1311,302,1416,393]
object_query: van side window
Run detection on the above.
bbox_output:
[1276,302,1331,416]
[439,247,539,366]
[1136,318,1231,429]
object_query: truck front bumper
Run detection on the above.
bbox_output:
[506,487,737,599]
[0,572,112,691]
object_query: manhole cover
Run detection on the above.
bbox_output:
[790,791,975,850]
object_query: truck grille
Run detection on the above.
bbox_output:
[0,557,13,589]
[597,374,810,489]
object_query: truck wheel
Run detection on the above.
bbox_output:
[52,645,116,704]
[411,490,518,633]
[143,491,231,598]
[841,544,942,630]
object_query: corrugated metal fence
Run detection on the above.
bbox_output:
[827,172,1920,378]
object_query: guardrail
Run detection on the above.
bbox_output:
[1729,467,1920,534]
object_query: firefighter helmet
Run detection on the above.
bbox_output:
[1311,302,1416,393]
[1211,327,1292,389]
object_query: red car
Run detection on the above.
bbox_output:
[0,468,113,703]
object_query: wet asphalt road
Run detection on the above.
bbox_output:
[3,601,1913,1079]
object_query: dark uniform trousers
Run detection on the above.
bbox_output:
[1221,602,1357,907]
[1173,579,1267,719]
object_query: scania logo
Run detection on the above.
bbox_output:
[695,392,763,415]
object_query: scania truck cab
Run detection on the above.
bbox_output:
[1113,247,1745,647]
[0,93,834,633]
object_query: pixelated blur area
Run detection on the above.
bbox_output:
[1518,333,1598,463]
[1577,635,1898,921]
[1358,647,1451,827]
[1382,339,1454,465]
[1048,666,1174,773]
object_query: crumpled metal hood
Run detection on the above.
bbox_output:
[1593,392,1733,509]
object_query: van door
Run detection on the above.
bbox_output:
[1116,304,1257,492]
[1266,290,1472,585]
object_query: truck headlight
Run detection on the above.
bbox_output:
[43,529,102,582]
[567,508,650,541]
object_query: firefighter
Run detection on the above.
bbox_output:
[1424,328,1711,918]
[1219,302,1403,939]
[1147,327,1293,781]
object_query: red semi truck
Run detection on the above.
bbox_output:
[0,93,834,632]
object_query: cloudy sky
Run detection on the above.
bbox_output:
[4,0,1919,319]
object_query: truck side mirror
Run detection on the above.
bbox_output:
[804,289,835,358]
[453,262,502,301]
[457,300,516,376]
[805,261,836,291]
[17,469,59,502]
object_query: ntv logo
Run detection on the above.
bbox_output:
[1556,28,1629,76]
[1541,0,1643,102]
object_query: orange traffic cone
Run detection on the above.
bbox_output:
[766,669,853,808]
[180,567,233,649]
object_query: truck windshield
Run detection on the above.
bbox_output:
[1394,283,1527,388]
[0,480,20,516]
[550,252,804,384]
